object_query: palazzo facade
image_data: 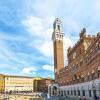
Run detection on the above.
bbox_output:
[58,28,100,86]
[49,18,100,100]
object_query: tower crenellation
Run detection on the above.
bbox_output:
[52,18,64,42]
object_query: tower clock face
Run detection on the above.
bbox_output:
[73,52,76,59]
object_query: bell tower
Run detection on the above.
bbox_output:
[52,18,64,79]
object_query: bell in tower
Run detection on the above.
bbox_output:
[52,18,64,42]
[53,18,62,32]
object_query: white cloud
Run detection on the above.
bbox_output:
[22,16,54,60]
[22,16,54,40]
[64,19,81,34]
[38,41,53,58]
[22,67,37,74]
[0,44,29,66]
[33,0,58,16]
[42,65,54,72]
[33,72,36,75]
[64,37,73,49]
[90,0,100,24]
[41,71,54,78]
[22,16,44,37]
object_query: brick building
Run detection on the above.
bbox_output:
[34,78,54,93]
[57,28,100,86]
[49,18,100,99]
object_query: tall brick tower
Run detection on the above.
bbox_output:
[52,18,64,80]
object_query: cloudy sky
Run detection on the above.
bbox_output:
[0,0,100,78]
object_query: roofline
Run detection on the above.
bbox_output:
[4,74,34,78]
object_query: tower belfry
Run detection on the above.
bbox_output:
[52,18,64,80]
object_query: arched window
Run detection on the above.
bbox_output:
[98,67,100,78]
[88,90,92,97]
[58,25,60,30]
[74,90,76,95]
[61,91,63,96]
[77,90,80,96]
[64,90,66,96]
[91,70,95,80]
[98,71,100,78]
[81,75,84,82]
[87,73,90,81]
[82,90,85,96]
[53,86,57,95]
[71,90,73,95]
[80,59,83,66]
[59,91,60,95]
[67,90,69,95]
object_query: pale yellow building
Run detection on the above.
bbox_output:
[0,74,53,93]
[5,75,34,92]
[0,74,5,92]
[0,74,34,92]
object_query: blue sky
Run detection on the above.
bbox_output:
[0,0,100,78]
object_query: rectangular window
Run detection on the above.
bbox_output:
[92,73,95,80]
[89,90,91,97]
[98,71,100,78]
[74,90,76,95]
[80,60,83,66]
[71,90,73,95]
[78,90,80,96]
[87,75,90,81]
[64,91,66,96]
[67,91,69,95]
[82,90,85,96]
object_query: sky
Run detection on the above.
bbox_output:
[0,0,100,78]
